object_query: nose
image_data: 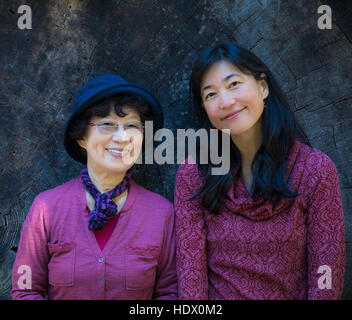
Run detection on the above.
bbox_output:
[111,126,130,143]
[219,92,236,110]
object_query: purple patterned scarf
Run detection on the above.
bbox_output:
[81,167,132,231]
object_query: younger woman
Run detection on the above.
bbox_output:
[174,42,345,300]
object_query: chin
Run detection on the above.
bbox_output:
[98,161,132,175]
[229,127,249,137]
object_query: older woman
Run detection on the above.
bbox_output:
[11,74,177,300]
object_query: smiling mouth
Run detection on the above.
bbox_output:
[106,148,131,157]
[223,108,245,120]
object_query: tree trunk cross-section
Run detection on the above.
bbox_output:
[0,0,351,299]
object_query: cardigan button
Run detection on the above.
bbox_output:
[99,257,104,263]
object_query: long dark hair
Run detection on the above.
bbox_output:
[189,41,311,214]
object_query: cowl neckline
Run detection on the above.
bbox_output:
[221,139,307,221]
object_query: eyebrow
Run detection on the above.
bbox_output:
[123,115,140,121]
[202,73,240,92]
[99,115,141,122]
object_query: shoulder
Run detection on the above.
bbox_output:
[176,156,198,175]
[35,176,81,201]
[24,176,81,228]
[175,156,203,191]
[296,143,340,204]
[290,140,338,180]
[306,148,337,174]
[33,176,81,209]
[302,144,338,180]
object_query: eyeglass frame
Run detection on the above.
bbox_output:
[88,120,145,135]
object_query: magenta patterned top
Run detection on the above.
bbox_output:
[174,139,345,300]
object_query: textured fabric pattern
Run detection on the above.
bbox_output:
[81,167,132,231]
[174,139,345,300]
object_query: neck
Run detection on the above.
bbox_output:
[86,164,126,193]
[231,119,263,170]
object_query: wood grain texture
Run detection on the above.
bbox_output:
[0,0,351,299]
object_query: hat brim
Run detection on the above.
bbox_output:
[64,84,163,164]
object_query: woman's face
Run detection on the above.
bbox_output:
[200,59,268,138]
[77,106,144,175]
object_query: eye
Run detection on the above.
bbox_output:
[229,81,239,88]
[204,92,216,100]
[100,122,115,127]
[125,123,143,131]
[125,122,137,127]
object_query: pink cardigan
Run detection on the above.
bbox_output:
[11,178,177,300]
[174,139,345,299]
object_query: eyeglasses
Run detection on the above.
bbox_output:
[88,121,144,135]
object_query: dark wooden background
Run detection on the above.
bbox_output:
[0,0,351,299]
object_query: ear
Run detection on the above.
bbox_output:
[258,74,269,100]
[77,138,87,150]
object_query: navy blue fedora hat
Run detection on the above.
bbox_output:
[64,73,163,164]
